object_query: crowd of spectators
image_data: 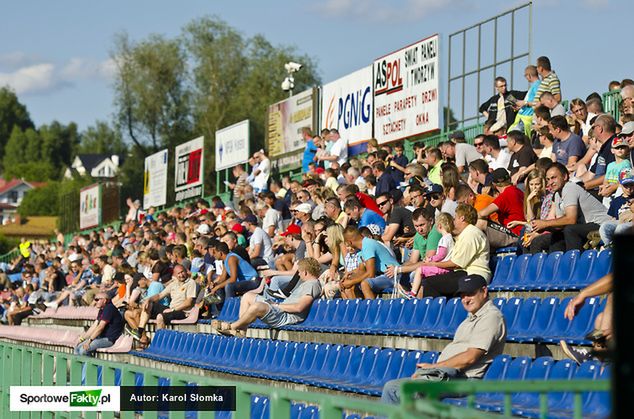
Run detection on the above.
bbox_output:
[0,56,624,381]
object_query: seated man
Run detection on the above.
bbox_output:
[134,264,197,345]
[74,292,124,356]
[342,225,400,299]
[217,258,322,337]
[381,275,506,404]
[206,241,259,301]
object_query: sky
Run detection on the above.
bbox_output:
[0,0,630,132]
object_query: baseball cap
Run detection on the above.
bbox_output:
[491,168,511,184]
[456,274,488,294]
[280,223,302,237]
[196,223,211,235]
[231,223,244,234]
[213,200,225,209]
[619,121,634,137]
[315,167,325,175]
[619,168,634,186]
[612,136,629,148]
[423,184,443,196]
[293,203,312,214]
[449,130,465,140]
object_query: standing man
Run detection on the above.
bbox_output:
[510,65,541,136]
[535,56,561,103]
[74,292,123,356]
[479,77,526,132]
[317,129,348,169]
[301,127,318,172]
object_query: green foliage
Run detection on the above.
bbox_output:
[0,233,19,255]
[78,120,126,155]
[0,87,34,170]
[18,181,60,217]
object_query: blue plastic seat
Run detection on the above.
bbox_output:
[312,299,345,332]
[505,253,532,290]
[515,359,577,418]
[306,345,355,387]
[400,297,432,335]
[409,297,446,337]
[542,297,602,345]
[380,299,415,335]
[583,365,611,419]
[548,250,580,290]
[398,351,423,379]
[443,354,512,407]
[318,346,364,389]
[488,254,516,291]
[354,348,403,395]
[516,252,546,291]
[287,299,323,330]
[365,299,394,334]
[562,250,596,291]
[347,299,384,333]
[419,351,439,364]
[492,297,505,312]
[431,297,467,339]
[508,297,559,343]
[500,297,523,331]
[374,299,407,335]
[504,357,554,414]
[586,249,613,283]
[333,346,380,391]
[531,251,563,291]
[544,361,602,419]
[474,356,531,410]
[506,298,540,342]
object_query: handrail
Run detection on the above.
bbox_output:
[401,378,610,419]
[0,341,504,419]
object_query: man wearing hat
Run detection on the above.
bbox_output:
[382,274,506,404]
[442,132,482,174]
[621,121,634,166]
[291,203,313,225]
[242,214,274,268]
[477,168,526,249]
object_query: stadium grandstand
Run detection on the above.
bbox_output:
[1,7,628,419]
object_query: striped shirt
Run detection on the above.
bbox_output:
[535,71,561,102]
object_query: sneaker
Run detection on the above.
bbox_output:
[203,292,223,305]
[395,284,413,299]
[126,325,142,341]
[266,288,288,300]
[560,340,593,365]
[44,301,58,309]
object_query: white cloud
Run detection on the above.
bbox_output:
[312,0,468,22]
[0,54,115,96]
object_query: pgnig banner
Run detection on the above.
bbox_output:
[11,386,236,412]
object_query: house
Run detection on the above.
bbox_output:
[0,179,46,224]
[64,154,121,179]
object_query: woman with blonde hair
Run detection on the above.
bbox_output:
[320,224,349,299]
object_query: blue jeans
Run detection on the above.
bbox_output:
[380,367,464,405]
[599,221,632,246]
[366,274,401,293]
[224,278,261,299]
[74,337,113,356]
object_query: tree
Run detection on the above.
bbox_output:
[78,120,127,155]
[111,32,192,155]
[0,87,34,169]
[18,181,60,217]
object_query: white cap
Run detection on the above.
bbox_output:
[294,203,312,214]
[196,223,211,235]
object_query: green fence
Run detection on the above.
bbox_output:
[0,341,506,419]
[401,378,610,419]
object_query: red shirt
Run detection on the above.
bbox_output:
[493,185,525,235]
[356,192,384,216]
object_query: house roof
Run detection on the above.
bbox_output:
[0,179,46,196]
[77,154,112,172]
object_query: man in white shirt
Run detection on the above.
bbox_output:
[252,151,270,193]
[318,129,348,168]
[483,135,512,171]
[242,214,275,268]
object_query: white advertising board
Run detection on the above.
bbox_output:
[215,120,250,170]
[174,136,204,202]
[79,183,101,230]
[143,149,168,209]
[373,34,440,143]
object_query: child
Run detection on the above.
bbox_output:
[598,137,632,206]
[404,213,455,298]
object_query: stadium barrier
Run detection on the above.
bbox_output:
[401,377,610,419]
[0,341,503,419]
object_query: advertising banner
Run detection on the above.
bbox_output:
[373,34,440,143]
[79,183,101,230]
[143,149,168,209]
[265,88,316,166]
[174,136,204,202]
[321,65,373,145]
[215,120,250,171]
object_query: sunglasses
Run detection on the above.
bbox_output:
[428,194,442,200]
[376,200,389,207]
[474,142,484,147]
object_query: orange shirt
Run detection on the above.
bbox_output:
[474,194,499,223]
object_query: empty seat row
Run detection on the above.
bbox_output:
[210,296,603,345]
[443,356,610,419]
[30,306,99,320]
[132,330,438,397]
[489,249,612,292]
[0,325,133,352]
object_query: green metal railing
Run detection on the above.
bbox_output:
[401,378,610,419]
[603,89,622,122]
[0,248,20,264]
[0,341,500,419]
